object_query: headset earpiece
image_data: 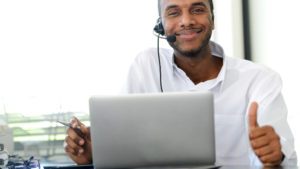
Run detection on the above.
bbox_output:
[153,20,165,36]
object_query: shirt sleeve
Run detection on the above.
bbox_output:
[118,60,145,94]
[247,72,297,166]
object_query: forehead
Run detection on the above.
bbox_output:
[160,0,210,11]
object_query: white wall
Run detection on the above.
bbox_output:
[0,0,170,97]
[249,0,300,163]
[213,0,244,59]
[0,0,243,98]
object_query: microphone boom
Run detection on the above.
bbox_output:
[167,35,176,43]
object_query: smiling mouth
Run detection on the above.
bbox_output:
[175,29,203,40]
[175,29,203,36]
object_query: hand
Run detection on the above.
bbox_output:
[248,102,283,166]
[63,117,93,165]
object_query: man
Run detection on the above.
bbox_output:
[63,0,297,166]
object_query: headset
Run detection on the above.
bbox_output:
[152,14,214,93]
[153,19,165,93]
[153,19,165,36]
[153,19,176,93]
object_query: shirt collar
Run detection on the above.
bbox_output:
[171,41,227,93]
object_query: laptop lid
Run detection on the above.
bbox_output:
[89,92,215,168]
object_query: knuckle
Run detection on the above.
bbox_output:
[75,147,83,154]
[255,150,260,156]
[260,157,266,163]
[249,131,255,138]
[74,137,82,145]
[65,135,71,142]
[263,125,273,132]
[271,136,280,144]
[64,145,73,153]
[66,127,73,134]
[274,134,280,140]
[268,126,275,132]
[72,144,81,154]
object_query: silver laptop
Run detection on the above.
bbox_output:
[89,92,216,169]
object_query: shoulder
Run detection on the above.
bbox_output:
[226,56,280,80]
[225,57,283,104]
[224,56,283,95]
[132,47,174,67]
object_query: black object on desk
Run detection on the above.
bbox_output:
[6,155,40,169]
[0,144,4,151]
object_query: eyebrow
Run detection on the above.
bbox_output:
[165,5,178,12]
[191,2,207,9]
[165,2,207,12]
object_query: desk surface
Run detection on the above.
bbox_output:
[219,166,299,169]
[38,165,300,169]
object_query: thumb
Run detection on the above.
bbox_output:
[248,102,259,131]
[69,116,83,128]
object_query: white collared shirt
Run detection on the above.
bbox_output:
[119,41,297,165]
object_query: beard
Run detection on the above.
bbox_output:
[169,29,212,57]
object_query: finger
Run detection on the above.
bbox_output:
[66,127,85,145]
[248,102,259,131]
[254,144,274,157]
[64,142,76,156]
[64,141,79,156]
[69,116,83,128]
[260,151,283,164]
[251,135,270,149]
[250,126,277,140]
[80,125,90,134]
[64,136,85,156]
[263,161,281,167]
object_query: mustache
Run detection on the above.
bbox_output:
[174,28,203,35]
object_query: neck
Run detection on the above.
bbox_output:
[174,42,223,85]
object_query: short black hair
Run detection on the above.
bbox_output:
[158,0,214,21]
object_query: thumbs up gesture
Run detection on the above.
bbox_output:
[248,102,283,166]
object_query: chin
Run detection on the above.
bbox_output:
[181,45,203,53]
[170,41,210,58]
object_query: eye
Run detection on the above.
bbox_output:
[193,8,204,12]
[169,12,179,16]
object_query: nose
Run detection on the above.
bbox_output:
[179,12,195,28]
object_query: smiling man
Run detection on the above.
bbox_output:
[63,0,297,166]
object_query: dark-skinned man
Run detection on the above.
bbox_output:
[64,0,297,166]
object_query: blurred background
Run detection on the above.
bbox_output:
[0,0,299,164]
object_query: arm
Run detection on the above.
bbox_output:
[119,60,144,94]
[247,73,297,166]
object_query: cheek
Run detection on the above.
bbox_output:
[198,17,212,27]
[164,21,177,35]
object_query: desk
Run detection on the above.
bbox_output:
[38,165,300,169]
[220,166,298,169]
[40,162,76,169]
